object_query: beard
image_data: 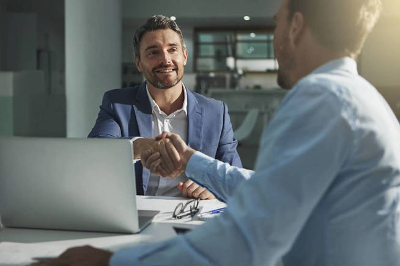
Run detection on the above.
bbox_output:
[277,68,292,90]
[275,34,295,90]
[144,64,184,90]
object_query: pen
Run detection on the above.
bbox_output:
[206,207,226,214]
[197,207,226,221]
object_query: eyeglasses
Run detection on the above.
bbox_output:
[172,198,200,219]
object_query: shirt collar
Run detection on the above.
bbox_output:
[311,56,358,76]
[146,84,188,116]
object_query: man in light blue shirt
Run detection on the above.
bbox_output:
[38,0,400,265]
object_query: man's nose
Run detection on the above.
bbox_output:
[160,51,172,65]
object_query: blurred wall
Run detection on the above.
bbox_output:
[0,1,6,70]
[65,0,121,138]
[0,0,66,137]
[4,13,36,71]
[360,0,400,119]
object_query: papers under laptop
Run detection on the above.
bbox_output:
[0,137,159,234]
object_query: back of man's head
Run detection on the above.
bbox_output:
[288,0,382,57]
[133,15,186,59]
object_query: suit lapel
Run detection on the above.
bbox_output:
[133,82,153,138]
[187,88,203,151]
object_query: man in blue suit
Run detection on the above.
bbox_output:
[88,15,242,198]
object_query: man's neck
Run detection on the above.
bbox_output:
[290,41,350,88]
[147,82,185,115]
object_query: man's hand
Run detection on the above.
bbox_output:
[156,132,196,170]
[141,132,195,178]
[140,132,196,179]
[133,138,156,159]
[141,147,182,179]
[134,137,182,178]
[178,180,215,200]
[31,245,112,266]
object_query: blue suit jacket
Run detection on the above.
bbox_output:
[88,82,242,195]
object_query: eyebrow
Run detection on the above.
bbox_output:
[144,43,180,53]
[167,42,180,48]
[144,45,158,52]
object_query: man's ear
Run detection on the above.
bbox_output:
[135,56,143,72]
[183,48,188,66]
[289,12,305,46]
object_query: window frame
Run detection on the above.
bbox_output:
[194,27,277,73]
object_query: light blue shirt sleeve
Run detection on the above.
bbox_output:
[110,76,355,265]
[186,152,254,202]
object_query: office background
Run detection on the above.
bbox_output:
[0,0,399,169]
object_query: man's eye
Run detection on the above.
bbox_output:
[169,48,178,52]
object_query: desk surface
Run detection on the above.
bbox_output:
[0,196,225,266]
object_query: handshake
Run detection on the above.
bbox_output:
[134,132,215,200]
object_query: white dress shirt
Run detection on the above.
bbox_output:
[143,85,188,196]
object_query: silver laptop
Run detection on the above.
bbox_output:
[0,137,159,234]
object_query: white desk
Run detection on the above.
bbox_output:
[0,196,226,266]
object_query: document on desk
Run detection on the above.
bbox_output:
[137,196,226,222]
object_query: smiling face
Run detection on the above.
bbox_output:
[135,29,187,90]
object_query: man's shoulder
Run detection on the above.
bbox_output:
[296,69,375,102]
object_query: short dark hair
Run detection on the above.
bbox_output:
[133,15,186,59]
[287,0,382,56]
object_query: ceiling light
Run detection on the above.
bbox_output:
[243,16,250,21]
[250,32,256,38]
[170,16,176,21]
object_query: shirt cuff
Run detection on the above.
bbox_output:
[131,137,143,162]
[186,151,215,180]
[131,136,143,142]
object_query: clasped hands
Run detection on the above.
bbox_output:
[134,132,215,200]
